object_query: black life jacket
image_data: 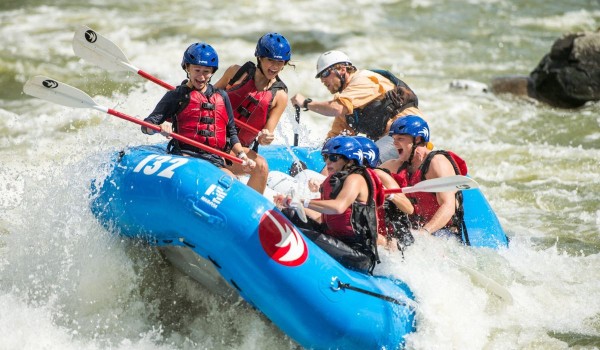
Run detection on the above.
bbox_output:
[326,166,381,273]
[345,69,419,140]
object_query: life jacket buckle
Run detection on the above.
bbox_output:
[201,102,215,110]
[197,130,215,137]
[199,116,215,124]
[237,106,251,118]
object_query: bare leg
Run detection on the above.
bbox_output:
[227,148,268,194]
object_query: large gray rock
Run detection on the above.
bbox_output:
[491,30,600,108]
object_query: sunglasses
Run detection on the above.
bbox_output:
[322,154,345,162]
[319,68,334,79]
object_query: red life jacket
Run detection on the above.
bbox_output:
[175,89,229,150]
[226,62,287,147]
[320,174,354,239]
[392,150,467,229]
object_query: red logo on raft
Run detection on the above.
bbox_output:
[258,210,308,267]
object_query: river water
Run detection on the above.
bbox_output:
[1,1,599,349]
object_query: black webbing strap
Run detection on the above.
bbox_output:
[336,280,411,307]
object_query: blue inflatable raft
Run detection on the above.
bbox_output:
[91,144,417,350]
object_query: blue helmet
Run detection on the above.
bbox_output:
[255,33,292,61]
[181,42,219,72]
[389,115,430,142]
[354,136,380,168]
[321,136,363,164]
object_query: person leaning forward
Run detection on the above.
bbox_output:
[275,136,386,274]
[291,50,425,162]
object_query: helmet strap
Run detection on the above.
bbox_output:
[335,70,345,93]
[405,137,419,173]
[256,58,267,78]
[342,160,355,171]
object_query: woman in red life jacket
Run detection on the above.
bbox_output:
[214,33,292,193]
[380,115,466,238]
[142,42,256,183]
[275,136,385,274]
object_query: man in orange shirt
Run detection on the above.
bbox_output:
[291,50,425,162]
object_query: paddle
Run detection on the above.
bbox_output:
[447,257,513,303]
[72,25,261,136]
[72,25,174,90]
[383,175,478,195]
[278,175,477,223]
[293,105,300,147]
[23,75,244,165]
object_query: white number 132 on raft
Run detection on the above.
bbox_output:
[132,155,188,178]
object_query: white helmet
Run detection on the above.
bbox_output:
[315,50,352,78]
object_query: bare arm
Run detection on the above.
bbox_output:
[306,174,365,214]
[374,169,413,214]
[422,155,458,233]
[258,89,288,145]
[379,159,400,172]
[290,93,346,117]
[213,64,241,89]
[307,99,346,117]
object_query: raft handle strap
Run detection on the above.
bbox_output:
[336,280,411,307]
